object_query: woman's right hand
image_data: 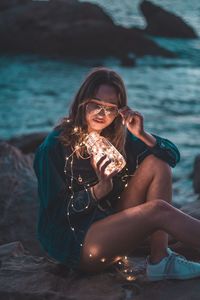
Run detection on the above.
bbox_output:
[90,155,118,200]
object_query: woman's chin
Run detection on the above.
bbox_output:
[88,123,106,133]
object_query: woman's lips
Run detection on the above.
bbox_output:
[93,118,105,123]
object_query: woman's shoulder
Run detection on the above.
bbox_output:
[38,128,64,153]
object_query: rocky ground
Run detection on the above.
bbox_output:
[0,133,200,299]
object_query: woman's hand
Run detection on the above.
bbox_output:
[119,106,144,138]
[90,155,118,200]
[119,106,157,147]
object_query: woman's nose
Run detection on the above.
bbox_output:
[97,108,106,116]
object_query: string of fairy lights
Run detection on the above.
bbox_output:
[64,125,148,280]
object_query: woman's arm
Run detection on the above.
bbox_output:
[120,107,180,168]
[127,130,180,168]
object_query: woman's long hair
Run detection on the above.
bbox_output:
[55,67,128,157]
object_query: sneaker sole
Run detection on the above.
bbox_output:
[147,272,200,281]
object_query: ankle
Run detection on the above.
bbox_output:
[149,249,169,264]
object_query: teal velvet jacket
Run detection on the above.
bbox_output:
[33,129,180,268]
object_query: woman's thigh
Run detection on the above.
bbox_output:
[114,154,172,212]
[79,199,167,273]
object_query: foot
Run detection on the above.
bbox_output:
[146,247,200,281]
[148,249,169,264]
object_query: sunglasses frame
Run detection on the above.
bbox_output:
[85,100,119,117]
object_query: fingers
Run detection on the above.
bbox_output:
[99,159,112,178]
[96,155,107,170]
[122,111,137,125]
[118,106,131,116]
[91,154,118,179]
[119,106,141,117]
[91,155,107,170]
[106,168,119,180]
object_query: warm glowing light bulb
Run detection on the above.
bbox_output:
[126,275,135,281]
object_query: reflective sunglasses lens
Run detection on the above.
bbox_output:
[86,102,118,116]
[86,102,101,114]
[105,107,118,116]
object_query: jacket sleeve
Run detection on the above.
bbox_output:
[33,139,95,225]
[127,131,180,168]
[148,133,181,168]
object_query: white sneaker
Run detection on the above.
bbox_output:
[146,248,200,281]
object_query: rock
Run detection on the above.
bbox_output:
[0,244,200,300]
[0,142,43,256]
[8,132,48,154]
[0,241,26,258]
[0,0,175,58]
[0,0,27,11]
[140,0,198,38]
[193,154,200,194]
[0,248,126,300]
[120,54,136,67]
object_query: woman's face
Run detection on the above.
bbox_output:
[85,84,119,133]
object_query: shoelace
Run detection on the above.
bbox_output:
[171,251,195,265]
[165,251,196,274]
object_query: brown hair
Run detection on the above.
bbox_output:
[55,67,127,157]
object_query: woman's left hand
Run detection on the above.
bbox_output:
[119,106,144,138]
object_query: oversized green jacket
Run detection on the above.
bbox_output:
[33,129,180,269]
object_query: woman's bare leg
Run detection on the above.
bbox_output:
[79,200,200,273]
[115,154,172,262]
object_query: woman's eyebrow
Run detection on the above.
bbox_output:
[92,97,118,106]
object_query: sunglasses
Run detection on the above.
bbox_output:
[85,101,119,117]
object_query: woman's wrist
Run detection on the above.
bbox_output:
[137,131,157,148]
[90,185,98,201]
[91,180,113,201]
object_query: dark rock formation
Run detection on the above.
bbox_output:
[120,54,136,67]
[140,0,198,38]
[0,142,43,255]
[0,0,27,11]
[8,132,48,154]
[193,155,200,194]
[0,0,175,58]
[1,241,200,300]
[0,241,134,300]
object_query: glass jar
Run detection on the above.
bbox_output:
[84,131,126,176]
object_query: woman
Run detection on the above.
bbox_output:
[34,67,200,281]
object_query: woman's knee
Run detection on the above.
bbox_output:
[142,155,172,177]
[151,199,172,225]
